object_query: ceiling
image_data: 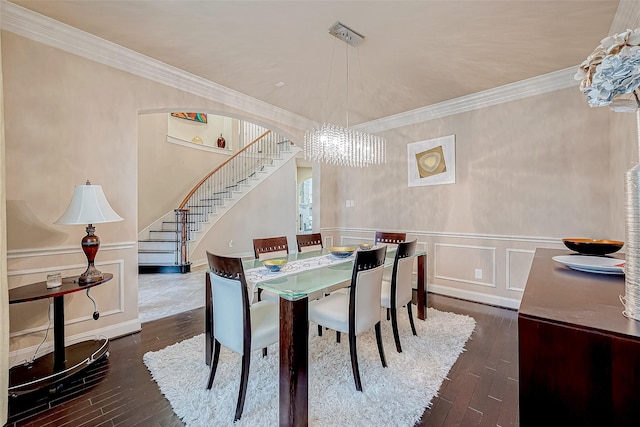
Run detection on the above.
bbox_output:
[8,1,625,126]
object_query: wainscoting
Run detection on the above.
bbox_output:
[322,227,565,309]
[6,241,140,369]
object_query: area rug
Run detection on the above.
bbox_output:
[143,307,475,427]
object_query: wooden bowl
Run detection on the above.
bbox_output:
[562,238,624,256]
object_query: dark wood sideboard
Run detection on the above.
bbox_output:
[519,248,640,427]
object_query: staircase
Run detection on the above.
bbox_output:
[138,128,299,273]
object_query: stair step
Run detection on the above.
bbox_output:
[139,263,191,274]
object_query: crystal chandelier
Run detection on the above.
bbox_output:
[304,22,386,168]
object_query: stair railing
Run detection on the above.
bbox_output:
[176,128,292,263]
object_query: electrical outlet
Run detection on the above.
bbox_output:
[228,240,233,248]
[475,269,483,280]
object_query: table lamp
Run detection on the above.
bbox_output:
[55,180,123,284]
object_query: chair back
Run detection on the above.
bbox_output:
[374,231,406,246]
[206,251,250,355]
[253,236,289,260]
[391,239,417,308]
[296,233,323,253]
[350,245,387,335]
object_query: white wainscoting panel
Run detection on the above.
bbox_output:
[434,243,496,288]
[506,248,535,292]
[8,260,125,339]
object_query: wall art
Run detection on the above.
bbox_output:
[407,134,456,187]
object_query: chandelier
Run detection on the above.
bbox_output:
[304,22,386,168]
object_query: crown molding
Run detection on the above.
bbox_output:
[355,67,578,133]
[1,1,624,136]
[0,1,316,131]
[609,0,640,34]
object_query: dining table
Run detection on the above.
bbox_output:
[204,247,428,426]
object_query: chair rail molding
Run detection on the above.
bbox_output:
[7,241,136,259]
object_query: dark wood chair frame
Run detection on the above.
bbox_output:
[388,239,418,353]
[205,251,268,422]
[252,236,289,303]
[374,231,407,246]
[317,246,388,391]
[295,233,323,252]
[252,236,289,259]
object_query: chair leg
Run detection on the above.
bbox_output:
[407,303,417,336]
[262,348,267,357]
[234,352,251,421]
[206,339,221,389]
[336,331,341,343]
[390,307,402,353]
[348,332,362,391]
[318,324,323,336]
[375,322,387,368]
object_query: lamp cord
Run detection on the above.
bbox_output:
[87,288,100,320]
[29,300,53,364]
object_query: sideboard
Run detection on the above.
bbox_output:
[518,248,640,427]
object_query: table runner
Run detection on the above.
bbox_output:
[244,253,354,301]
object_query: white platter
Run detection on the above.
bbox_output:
[552,255,625,275]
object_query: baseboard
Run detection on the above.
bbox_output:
[428,284,521,310]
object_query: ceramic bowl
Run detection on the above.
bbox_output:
[262,258,287,272]
[358,243,374,250]
[562,238,624,256]
[328,246,357,258]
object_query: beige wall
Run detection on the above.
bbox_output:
[320,87,637,307]
[1,29,9,426]
[190,157,300,264]
[138,113,235,232]
[1,31,303,364]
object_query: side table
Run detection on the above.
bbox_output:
[8,273,112,396]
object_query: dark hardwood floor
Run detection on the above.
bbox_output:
[6,293,519,427]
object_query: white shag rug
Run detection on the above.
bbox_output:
[143,307,475,427]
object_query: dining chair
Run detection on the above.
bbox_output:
[205,251,279,422]
[381,239,418,353]
[308,245,388,391]
[253,236,289,260]
[374,231,407,246]
[296,232,323,253]
[252,236,289,302]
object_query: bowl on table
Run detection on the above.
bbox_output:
[328,246,357,258]
[262,258,287,272]
[357,243,374,250]
[562,238,624,256]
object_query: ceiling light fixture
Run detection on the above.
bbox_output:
[304,21,386,168]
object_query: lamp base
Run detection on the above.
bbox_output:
[79,224,102,285]
[78,264,104,285]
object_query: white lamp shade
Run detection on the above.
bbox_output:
[55,184,123,225]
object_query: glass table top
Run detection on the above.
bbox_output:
[243,248,425,300]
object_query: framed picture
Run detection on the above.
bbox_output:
[171,112,207,123]
[407,135,456,187]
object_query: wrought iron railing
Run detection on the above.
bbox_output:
[174,125,292,264]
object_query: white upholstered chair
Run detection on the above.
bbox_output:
[308,245,388,391]
[381,239,418,353]
[205,251,279,422]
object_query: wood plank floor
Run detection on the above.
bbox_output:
[6,293,519,426]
